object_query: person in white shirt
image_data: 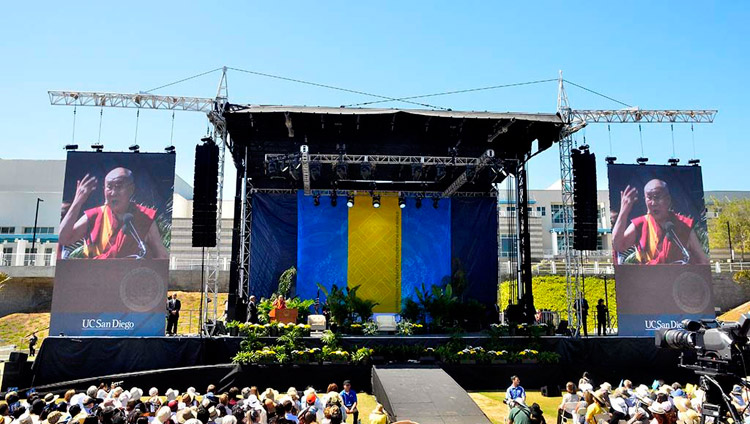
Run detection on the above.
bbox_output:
[558,382,581,424]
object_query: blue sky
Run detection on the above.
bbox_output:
[1,1,748,192]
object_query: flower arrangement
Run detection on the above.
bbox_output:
[518,349,539,363]
[456,346,485,363]
[487,350,508,363]
[397,319,424,336]
[291,347,321,363]
[239,323,270,337]
[322,345,350,363]
[363,321,379,336]
[348,323,364,335]
[352,347,373,364]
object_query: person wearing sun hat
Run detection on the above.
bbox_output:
[609,388,630,423]
[585,390,609,424]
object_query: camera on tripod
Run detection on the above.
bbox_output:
[655,314,750,423]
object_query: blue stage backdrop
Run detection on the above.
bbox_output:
[249,192,497,309]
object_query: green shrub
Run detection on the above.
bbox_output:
[734,270,750,287]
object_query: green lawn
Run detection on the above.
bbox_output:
[469,391,563,424]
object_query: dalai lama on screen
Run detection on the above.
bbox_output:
[612,179,708,265]
[58,167,168,259]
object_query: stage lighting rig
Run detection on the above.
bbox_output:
[411,163,423,180]
[64,144,78,151]
[309,161,322,180]
[636,157,649,165]
[91,143,104,152]
[689,159,701,166]
[165,146,175,154]
[372,193,381,208]
[129,144,140,153]
[346,193,355,208]
[465,164,477,182]
[605,156,617,164]
[336,162,348,180]
[432,195,440,209]
[360,161,373,179]
[668,158,680,166]
[435,163,446,181]
[331,190,338,207]
[415,193,424,209]
[313,194,321,206]
[200,136,212,144]
[398,193,406,209]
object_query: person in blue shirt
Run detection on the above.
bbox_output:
[340,380,358,424]
[506,376,527,407]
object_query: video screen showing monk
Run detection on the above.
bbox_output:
[608,165,709,266]
[58,152,175,260]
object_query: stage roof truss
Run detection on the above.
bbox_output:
[264,152,483,167]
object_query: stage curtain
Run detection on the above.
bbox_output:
[296,191,349,302]
[348,195,401,312]
[401,197,451,305]
[450,197,498,305]
[249,193,297,299]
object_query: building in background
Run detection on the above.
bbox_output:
[1,159,747,276]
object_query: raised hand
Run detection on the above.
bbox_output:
[620,185,638,211]
[74,174,97,205]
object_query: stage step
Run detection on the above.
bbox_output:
[372,366,491,424]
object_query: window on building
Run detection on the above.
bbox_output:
[536,206,546,216]
[551,204,572,224]
[500,236,516,257]
[23,227,55,234]
[1,247,12,266]
[597,234,604,251]
[24,248,37,266]
[44,248,54,266]
[0,226,15,234]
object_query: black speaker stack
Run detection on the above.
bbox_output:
[192,138,220,248]
[572,147,598,251]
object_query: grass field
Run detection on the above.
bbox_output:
[469,391,562,424]
[0,291,227,353]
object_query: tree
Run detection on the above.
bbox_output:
[708,198,750,261]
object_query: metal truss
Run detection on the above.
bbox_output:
[300,146,311,195]
[265,153,482,166]
[250,188,496,198]
[48,91,214,112]
[442,149,495,197]
[570,109,717,125]
[237,147,253,304]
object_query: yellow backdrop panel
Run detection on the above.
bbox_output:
[347,195,401,312]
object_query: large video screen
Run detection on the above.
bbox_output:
[49,151,175,336]
[608,164,713,335]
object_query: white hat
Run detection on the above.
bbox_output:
[599,383,612,393]
[165,389,178,401]
[129,387,143,400]
[149,388,159,397]
[187,387,198,396]
[649,403,666,415]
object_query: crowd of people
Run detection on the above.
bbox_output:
[0,381,415,424]
[501,371,744,424]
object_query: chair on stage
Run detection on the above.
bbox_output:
[375,314,397,333]
[307,314,327,335]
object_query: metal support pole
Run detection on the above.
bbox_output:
[515,162,535,323]
[31,198,43,264]
[727,221,734,263]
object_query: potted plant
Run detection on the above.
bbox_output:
[457,346,484,364]
[419,347,437,363]
[487,350,508,364]
[538,351,561,365]
[519,349,539,364]
[349,323,364,335]
[225,320,241,336]
[322,346,350,364]
[352,347,373,365]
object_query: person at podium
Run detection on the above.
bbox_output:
[273,295,287,310]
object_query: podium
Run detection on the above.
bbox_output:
[270,308,298,324]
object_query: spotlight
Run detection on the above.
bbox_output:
[336,162,348,180]
[415,196,423,209]
[689,159,701,166]
[578,144,590,151]
[435,164,446,181]
[200,136,212,143]
[91,143,104,152]
[331,191,338,207]
[432,196,440,209]
[465,164,476,181]
[346,193,355,208]
[605,156,617,164]
[411,163,423,180]
[636,157,649,165]
[64,144,78,151]
[372,194,381,208]
[165,146,175,154]
[360,162,373,179]
[398,193,406,209]
[313,194,321,206]
[668,158,680,166]
[129,144,140,153]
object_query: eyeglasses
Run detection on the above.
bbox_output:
[645,193,668,203]
[105,180,132,191]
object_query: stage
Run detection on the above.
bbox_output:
[26,335,691,393]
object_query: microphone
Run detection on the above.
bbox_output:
[663,221,690,264]
[122,213,147,259]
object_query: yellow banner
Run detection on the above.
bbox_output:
[347,195,401,312]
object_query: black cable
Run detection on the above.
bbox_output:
[228,66,448,110]
[343,78,558,108]
[144,67,224,93]
[563,79,633,108]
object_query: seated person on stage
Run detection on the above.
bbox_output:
[612,179,708,265]
[58,167,167,259]
[506,375,526,407]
